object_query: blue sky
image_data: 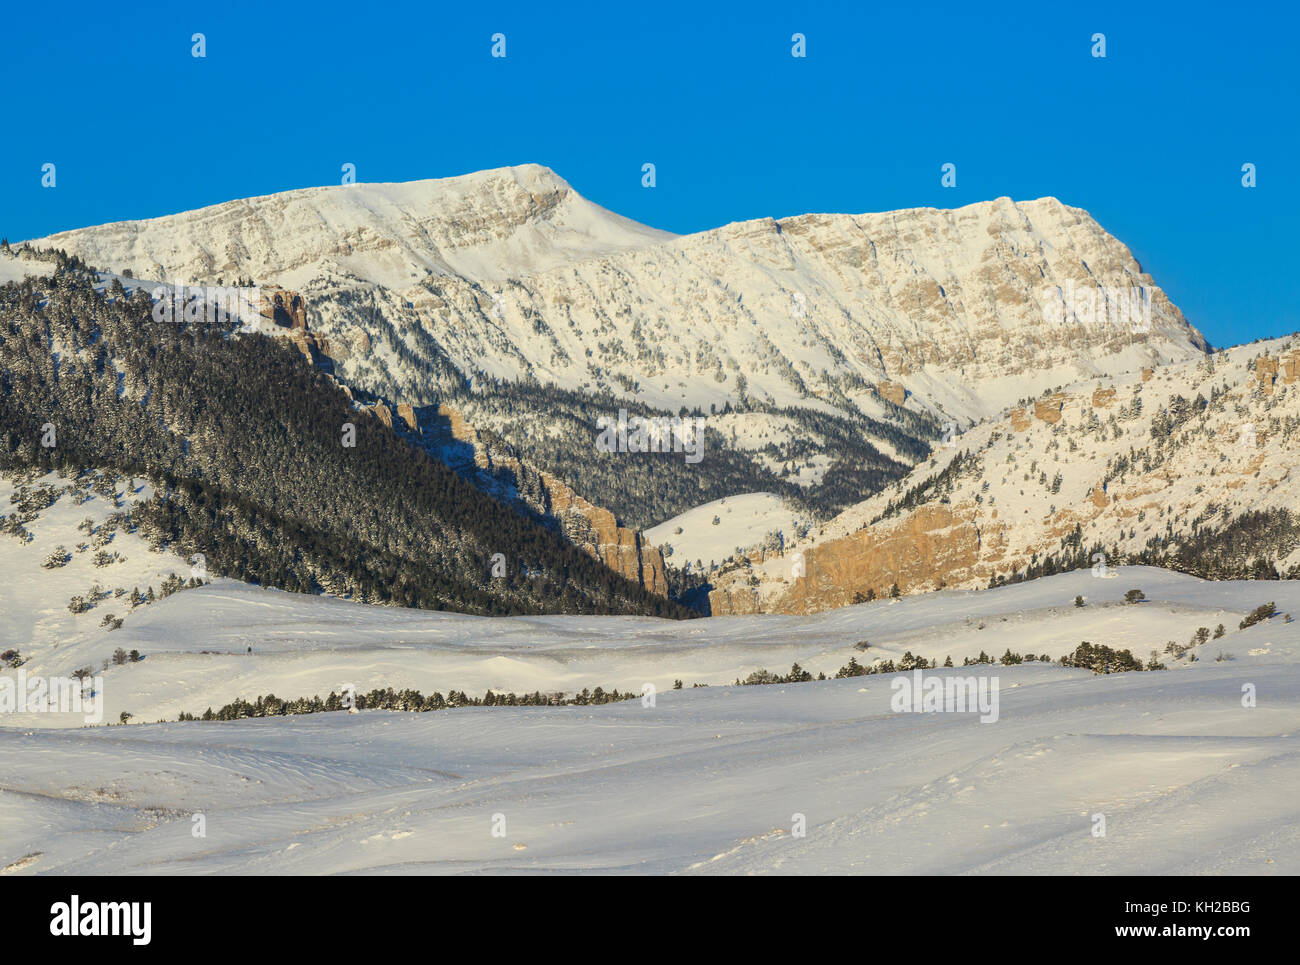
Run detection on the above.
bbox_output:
[2,0,1295,348]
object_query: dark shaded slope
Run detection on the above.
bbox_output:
[0,261,690,617]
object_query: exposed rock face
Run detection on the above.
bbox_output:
[429,404,668,597]
[1142,367,1154,381]
[1283,350,1300,384]
[714,505,986,615]
[876,380,906,405]
[261,287,307,329]
[545,478,668,598]
[708,339,1300,613]
[1254,356,1279,393]
[396,403,419,433]
[1033,393,1067,424]
[350,398,667,595]
[286,329,334,366]
[251,287,338,368]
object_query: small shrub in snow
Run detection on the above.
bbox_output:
[1240,602,1276,629]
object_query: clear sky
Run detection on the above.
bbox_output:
[2,0,1295,348]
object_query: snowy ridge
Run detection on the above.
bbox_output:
[31,165,673,291]
[25,167,1207,428]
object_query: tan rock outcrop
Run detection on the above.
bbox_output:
[286,329,333,364]
[1034,393,1067,424]
[261,287,308,329]
[433,404,668,597]
[1254,356,1279,394]
[1092,387,1116,408]
[875,381,906,405]
[711,505,986,615]
[545,479,668,598]
[1281,350,1300,384]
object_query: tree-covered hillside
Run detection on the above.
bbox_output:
[0,259,691,617]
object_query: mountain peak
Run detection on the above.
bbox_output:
[22,168,1207,430]
[29,164,672,289]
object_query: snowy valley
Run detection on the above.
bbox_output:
[3,168,1298,878]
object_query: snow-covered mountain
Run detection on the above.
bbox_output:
[34,165,673,291]
[26,164,1207,429]
[709,337,1300,613]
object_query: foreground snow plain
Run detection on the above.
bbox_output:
[3,497,1298,874]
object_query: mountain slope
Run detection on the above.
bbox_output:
[0,265,689,618]
[29,169,1206,421]
[709,338,1300,613]
[22,167,1210,531]
[35,164,673,290]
